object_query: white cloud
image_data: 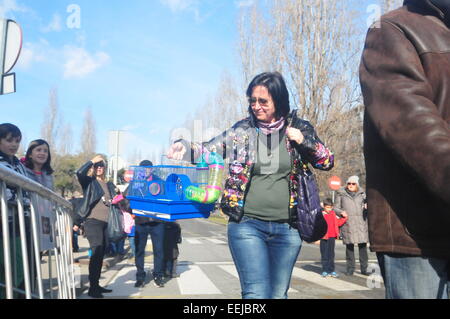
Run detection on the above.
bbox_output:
[41,13,62,33]
[63,46,111,79]
[161,0,211,23]
[160,0,197,12]
[235,0,255,8]
[0,0,28,17]
[16,47,33,69]
[15,42,46,70]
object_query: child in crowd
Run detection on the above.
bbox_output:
[320,198,347,278]
[0,123,30,299]
[23,139,56,253]
[163,221,182,279]
[0,123,29,198]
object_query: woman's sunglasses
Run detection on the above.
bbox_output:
[248,97,269,106]
[347,183,357,186]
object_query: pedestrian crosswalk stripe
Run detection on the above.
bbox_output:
[185,238,202,244]
[291,267,371,291]
[177,264,221,295]
[184,237,227,245]
[217,265,299,293]
[204,238,227,244]
[218,265,238,277]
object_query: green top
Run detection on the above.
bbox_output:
[244,130,291,221]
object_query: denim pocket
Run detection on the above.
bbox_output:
[228,215,252,225]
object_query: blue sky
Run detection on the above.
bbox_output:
[0,0,391,165]
[0,0,252,163]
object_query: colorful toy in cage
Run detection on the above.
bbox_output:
[185,152,224,204]
[127,152,224,221]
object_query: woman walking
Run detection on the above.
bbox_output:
[75,155,117,298]
[168,72,334,299]
[334,176,369,276]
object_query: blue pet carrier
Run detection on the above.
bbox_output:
[127,160,223,221]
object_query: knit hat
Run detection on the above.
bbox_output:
[346,175,359,185]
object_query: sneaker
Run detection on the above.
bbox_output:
[330,272,339,278]
[321,272,329,277]
[361,270,370,276]
[134,280,145,288]
[345,270,354,276]
[153,276,165,288]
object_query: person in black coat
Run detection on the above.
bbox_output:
[163,222,182,279]
[75,155,117,298]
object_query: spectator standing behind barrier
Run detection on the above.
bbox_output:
[168,72,334,299]
[69,196,83,253]
[163,222,181,280]
[0,123,31,299]
[334,176,369,276]
[111,192,135,259]
[131,160,166,289]
[360,0,450,298]
[320,198,347,278]
[75,155,117,298]
[23,139,54,191]
[23,139,55,252]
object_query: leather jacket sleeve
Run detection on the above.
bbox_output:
[178,118,251,163]
[291,117,334,171]
[76,161,95,190]
[360,20,450,204]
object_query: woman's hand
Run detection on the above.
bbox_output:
[91,155,104,164]
[167,142,187,161]
[286,127,304,145]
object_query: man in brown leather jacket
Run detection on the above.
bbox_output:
[360,0,450,298]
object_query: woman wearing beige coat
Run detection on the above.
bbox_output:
[334,176,369,276]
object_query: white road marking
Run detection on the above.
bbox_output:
[204,238,227,244]
[177,264,221,295]
[218,265,299,293]
[291,267,371,291]
[184,238,202,244]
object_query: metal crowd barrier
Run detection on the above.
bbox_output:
[0,165,75,299]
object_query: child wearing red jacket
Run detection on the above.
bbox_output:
[320,198,348,278]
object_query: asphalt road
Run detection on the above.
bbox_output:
[77,218,385,299]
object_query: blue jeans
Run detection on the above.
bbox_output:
[228,216,302,299]
[135,222,165,281]
[320,238,336,273]
[110,238,126,255]
[72,230,79,251]
[128,236,136,257]
[377,253,450,299]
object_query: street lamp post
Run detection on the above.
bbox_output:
[109,130,125,185]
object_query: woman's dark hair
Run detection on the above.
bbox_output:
[24,139,54,175]
[246,72,290,120]
[0,123,22,140]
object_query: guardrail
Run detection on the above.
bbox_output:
[0,164,76,299]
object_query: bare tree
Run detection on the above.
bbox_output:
[40,88,60,152]
[58,122,74,155]
[238,0,366,190]
[381,0,403,13]
[80,106,97,160]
